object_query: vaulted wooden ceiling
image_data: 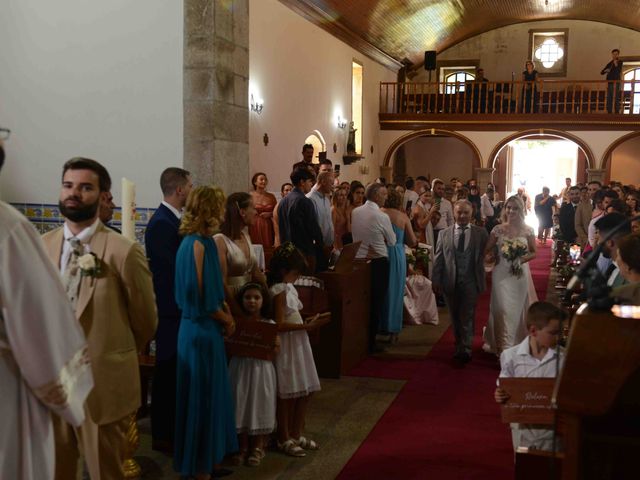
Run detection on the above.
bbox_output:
[280,0,640,69]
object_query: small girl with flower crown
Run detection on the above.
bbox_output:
[267,242,328,457]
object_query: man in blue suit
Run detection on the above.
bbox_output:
[145,167,192,453]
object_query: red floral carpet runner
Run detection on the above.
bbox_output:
[338,244,553,479]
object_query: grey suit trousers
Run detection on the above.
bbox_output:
[445,281,478,356]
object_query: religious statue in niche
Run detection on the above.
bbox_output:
[347,122,357,154]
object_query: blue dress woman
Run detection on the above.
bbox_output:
[173,186,238,479]
[380,192,417,340]
[380,224,407,336]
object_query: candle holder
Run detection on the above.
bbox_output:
[123,412,141,478]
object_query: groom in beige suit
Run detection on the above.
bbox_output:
[43,157,157,479]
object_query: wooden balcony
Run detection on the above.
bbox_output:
[379,80,640,131]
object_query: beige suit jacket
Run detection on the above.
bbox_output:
[574,200,592,247]
[43,222,158,425]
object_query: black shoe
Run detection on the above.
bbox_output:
[453,352,472,364]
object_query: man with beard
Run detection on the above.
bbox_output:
[42,157,157,480]
[292,143,317,175]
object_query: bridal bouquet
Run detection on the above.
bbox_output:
[500,238,528,278]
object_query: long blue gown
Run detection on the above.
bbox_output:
[380,224,406,334]
[173,234,238,475]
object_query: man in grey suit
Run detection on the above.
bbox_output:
[432,200,488,363]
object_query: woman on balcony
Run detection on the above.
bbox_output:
[521,61,539,113]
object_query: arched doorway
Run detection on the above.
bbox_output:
[489,130,594,229]
[489,130,594,196]
[601,131,640,185]
[303,130,327,163]
[383,130,482,184]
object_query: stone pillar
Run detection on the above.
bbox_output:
[586,169,607,185]
[184,0,249,194]
[475,167,495,192]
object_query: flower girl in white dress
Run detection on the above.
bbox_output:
[267,243,328,457]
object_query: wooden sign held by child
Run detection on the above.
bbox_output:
[499,378,556,424]
[226,320,278,361]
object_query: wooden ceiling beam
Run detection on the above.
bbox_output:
[278,0,402,71]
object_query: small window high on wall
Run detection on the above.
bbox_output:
[352,61,363,154]
[623,67,640,114]
[528,29,568,77]
[444,71,475,94]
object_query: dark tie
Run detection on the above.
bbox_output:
[605,263,616,279]
[458,226,467,252]
[63,237,83,310]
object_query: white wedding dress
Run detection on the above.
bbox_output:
[483,226,538,355]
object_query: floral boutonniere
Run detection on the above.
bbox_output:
[78,253,102,277]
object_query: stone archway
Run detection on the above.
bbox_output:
[488,129,595,200]
[600,131,640,184]
[383,129,482,169]
[488,129,595,170]
[382,129,484,189]
[600,131,640,170]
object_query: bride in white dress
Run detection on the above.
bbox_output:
[483,195,537,355]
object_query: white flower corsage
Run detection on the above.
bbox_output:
[78,253,101,277]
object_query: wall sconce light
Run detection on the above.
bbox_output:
[250,94,264,114]
[337,116,348,129]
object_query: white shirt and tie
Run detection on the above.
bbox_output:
[60,218,102,310]
[454,223,471,251]
[60,218,101,273]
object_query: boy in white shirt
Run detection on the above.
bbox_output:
[494,301,567,452]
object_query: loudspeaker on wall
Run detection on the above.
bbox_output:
[424,50,436,71]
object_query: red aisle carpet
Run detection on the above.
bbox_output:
[339,243,553,480]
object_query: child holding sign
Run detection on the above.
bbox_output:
[494,301,567,452]
[268,243,329,457]
[228,283,278,467]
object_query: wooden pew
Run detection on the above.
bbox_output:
[310,262,371,378]
[553,305,640,480]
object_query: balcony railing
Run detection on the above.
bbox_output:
[380,80,639,116]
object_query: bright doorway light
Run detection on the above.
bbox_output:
[507,139,578,230]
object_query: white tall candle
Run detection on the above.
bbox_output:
[121,178,136,241]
